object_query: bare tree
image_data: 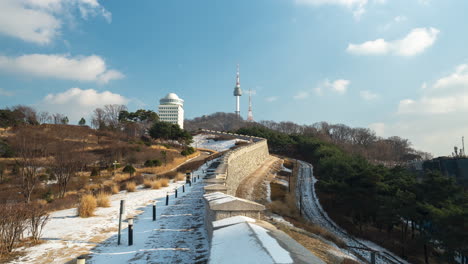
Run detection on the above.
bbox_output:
[50,141,80,198]
[27,203,49,242]
[37,111,51,124]
[0,203,29,254]
[104,104,127,130]
[91,107,106,129]
[10,128,49,203]
[52,113,67,125]
[11,105,38,125]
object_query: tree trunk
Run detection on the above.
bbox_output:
[424,243,429,264]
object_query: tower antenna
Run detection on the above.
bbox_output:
[247,88,254,122]
[463,136,465,157]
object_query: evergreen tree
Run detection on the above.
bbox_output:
[78,117,86,126]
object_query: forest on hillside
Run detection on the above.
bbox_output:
[185,112,432,165]
[236,125,467,263]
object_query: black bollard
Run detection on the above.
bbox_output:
[152,201,156,221]
[371,252,376,264]
[183,184,185,192]
[175,188,178,198]
[128,218,134,246]
[166,193,169,206]
[118,200,125,245]
[189,180,192,187]
[198,174,200,180]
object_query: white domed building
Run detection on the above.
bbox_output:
[158,93,184,129]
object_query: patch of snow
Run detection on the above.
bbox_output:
[191,134,239,152]
[272,178,289,187]
[266,180,272,203]
[269,214,294,228]
[12,158,214,264]
[210,222,273,264]
[281,163,292,173]
[249,223,293,263]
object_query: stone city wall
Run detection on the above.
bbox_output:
[200,129,269,196]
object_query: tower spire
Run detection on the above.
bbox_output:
[247,88,254,122]
[236,64,240,87]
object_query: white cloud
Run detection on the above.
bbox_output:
[265,96,278,102]
[347,27,439,56]
[314,79,350,96]
[0,88,14,97]
[293,91,310,100]
[380,15,407,31]
[314,86,323,96]
[374,64,468,156]
[295,0,369,19]
[0,54,124,84]
[40,88,128,122]
[0,0,110,45]
[398,64,468,115]
[360,90,379,100]
[327,79,350,94]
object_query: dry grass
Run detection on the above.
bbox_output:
[111,185,119,194]
[159,178,169,187]
[64,190,78,197]
[143,179,153,188]
[84,183,100,192]
[151,181,162,190]
[78,194,97,217]
[114,173,130,182]
[136,151,199,175]
[175,173,185,181]
[96,192,110,207]
[283,159,294,170]
[125,182,136,192]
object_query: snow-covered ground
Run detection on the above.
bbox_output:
[11,162,212,264]
[296,160,409,264]
[191,134,240,152]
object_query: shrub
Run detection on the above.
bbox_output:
[78,194,97,218]
[96,192,111,207]
[90,167,100,177]
[122,165,136,176]
[126,182,136,192]
[151,181,162,189]
[143,179,153,188]
[159,178,169,187]
[144,160,154,167]
[42,189,55,203]
[181,146,195,156]
[27,203,50,242]
[0,203,28,254]
[144,159,162,167]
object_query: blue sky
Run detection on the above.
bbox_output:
[0,0,468,156]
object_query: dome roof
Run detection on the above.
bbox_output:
[164,93,180,100]
[160,92,184,106]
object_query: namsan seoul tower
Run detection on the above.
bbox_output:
[233,64,242,117]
